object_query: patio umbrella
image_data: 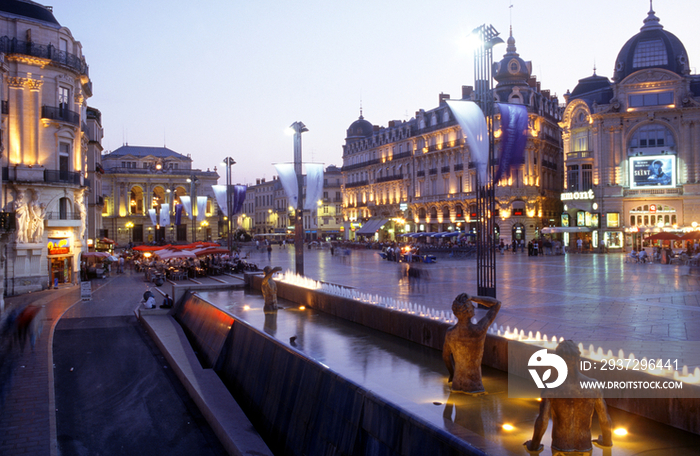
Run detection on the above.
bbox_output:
[156,250,196,259]
[646,232,680,241]
[195,247,230,257]
[680,231,700,240]
[82,252,109,258]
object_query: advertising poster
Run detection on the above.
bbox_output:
[48,237,70,255]
[630,156,676,189]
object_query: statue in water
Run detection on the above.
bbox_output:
[261,266,283,312]
[442,293,501,393]
[525,340,613,454]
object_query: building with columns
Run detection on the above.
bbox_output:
[560,6,700,251]
[0,0,93,294]
[100,145,219,246]
[342,30,563,244]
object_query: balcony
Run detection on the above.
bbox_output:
[1,100,7,115]
[441,166,450,174]
[376,174,403,183]
[416,170,425,177]
[345,180,369,189]
[46,211,81,220]
[44,169,82,185]
[454,163,464,171]
[429,168,437,176]
[0,36,89,74]
[42,106,80,126]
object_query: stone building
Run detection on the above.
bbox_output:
[100,145,219,246]
[342,30,563,244]
[560,6,700,251]
[0,0,93,294]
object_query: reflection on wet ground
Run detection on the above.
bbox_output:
[198,288,700,456]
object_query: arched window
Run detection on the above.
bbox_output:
[430,207,438,219]
[59,197,70,220]
[629,124,675,150]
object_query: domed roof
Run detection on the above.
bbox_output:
[612,7,689,82]
[0,0,60,26]
[346,111,373,141]
[493,29,531,87]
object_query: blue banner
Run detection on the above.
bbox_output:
[495,103,528,183]
[232,185,247,215]
[175,204,183,225]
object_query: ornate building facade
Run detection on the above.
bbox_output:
[560,7,700,251]
[342,31,563,244]
[101,145,219,246]
[0,1,93,294]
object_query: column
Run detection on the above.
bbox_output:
[8,78,24,165]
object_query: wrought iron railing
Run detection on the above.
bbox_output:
[41,105,80,126]
[0,36,89,74]
[44,169,81,185]
[46,211,81,220]
[376,174,403,183]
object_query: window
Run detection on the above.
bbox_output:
[567,165,579,191]
[582,164,593,191]
[632,40,668,68]
[629,124,675,150]
[59,197,69,220]
[629,91,674,107]
[58,87,70,113]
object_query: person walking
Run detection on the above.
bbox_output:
[267,242,272,261]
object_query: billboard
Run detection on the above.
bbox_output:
[630,155,676,189]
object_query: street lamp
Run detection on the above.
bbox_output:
[471,24,503,299]
[125,221,134,244]
[222,157,236,254]
[187,175,199,242]
[290,121,308,275]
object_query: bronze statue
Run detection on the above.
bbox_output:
[443,293,501,393]
[525,340,613,454]
[261,266,282,312]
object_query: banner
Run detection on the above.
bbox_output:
[494,103,529,183]
[175,204,183,225]
[629,156,675,189]
[274,163,299,208]
[159,203,170,227]
[446,100,488,184]
[232,185,247,215]
[180,196,192,220]
[304,163,324,211]
[148,209,157,226]
[197,196,207,222]
[212,185,228,216]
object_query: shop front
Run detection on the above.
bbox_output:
[48,235,74,288]
[560,190,601,251]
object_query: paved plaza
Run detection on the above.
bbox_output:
[1,247,699,454]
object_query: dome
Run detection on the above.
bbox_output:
[493,29,531,87]
[0,0,60,26]
[570,73,611,98]
[612,7,689,82]
[346,112,373,141]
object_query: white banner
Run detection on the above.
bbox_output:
[304,163,324,211]
[197,196,207,222]
[212,185,228,216]
[148,209,158,226]
[159,203,170,227]
[274,163,299,208]
[446,100,488,184]
[180,196,192,219]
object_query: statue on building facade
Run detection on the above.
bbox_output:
[75,191,87,240]
[261,266,283,312]
[443,293,501,393]
[28,191,46,243]
[13,190,29,244]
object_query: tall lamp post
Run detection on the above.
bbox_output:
[290,121,308,276]
[125,221,134,245]
[187,175,199,242]
[222,157,236,254]
[472,24,503,299]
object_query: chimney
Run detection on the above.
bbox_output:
[528,76,537,89]
[541,89,550,99]
[462,85,473,99]
[439,93,450,105]
[256,178,260,185]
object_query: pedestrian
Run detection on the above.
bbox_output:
[267,242,272,261]
[512,239,517,254]
[118,255,125,273]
